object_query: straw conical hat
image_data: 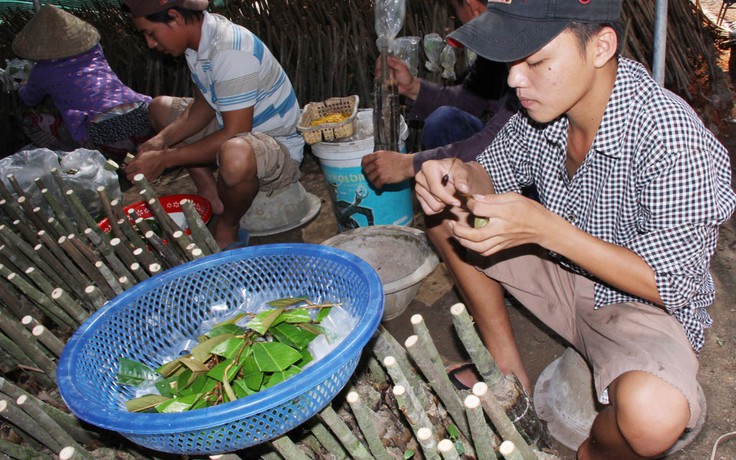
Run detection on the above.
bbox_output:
[12,4,100,60]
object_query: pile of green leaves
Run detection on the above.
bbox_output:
[118,297,336,413]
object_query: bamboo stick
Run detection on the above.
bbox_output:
[32,239,78,293]
[416,426,440,460]
[0,224,66,288]
[392,384,436,444]
[345,391,391,460]
[472,383,535,460]
[0,199,35,242]
[181,198,219,255]
[0,377,97,445]
[319,405,373,460]
[83,285,108,310]
[0,311,57,382]
[37,184,77,235]
[0,331,34,370]
[83,228,136,283]
[0,399,64,452]
[0,277,32,320]
[451,303,546,447]
[16,196,47,234]
[269,434,312,460]
[50,288,90,324]
[464,394,499,460]
[372,326,431,408]
[438,439,461,460]
[2,266,76,329]
[30,324,66,358]
[36,231,86,293]
[499,441,524,460]
[57,235,116,299]
[64,189,100,235]
[59,446,94,460]
[0,437,54,460]
[16,394,90,457]
[94,261,125,296]
[308,420,347,460]
[408,314,470,436]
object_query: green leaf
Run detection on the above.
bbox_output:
[181,373,217,396]
[206,323,246,338]
[207,358,243,383]
[190,333,234,362]
[446,424,460,440]
[233,379,256,398]
[156,357,184,377]
[403,449,415,459]
[179,355,210,373]
[298,323,326,336]
[211,312,247,328]
[245,307,285,335]
[315,306,332,323]
[296,349,314,368]
[210,337,248,359]
[242,353,264,390]
[117,357,159,387]
[125,394,170,412]
[155,393,202,413]
[279,308,311,324]
[252,342,302,372]
[266,296,308,308]
[155,376,179,397]
[264,366,301,388]
[271,323,317,350]
[454,440,466,456]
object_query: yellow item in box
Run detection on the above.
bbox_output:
[297,95,359,145]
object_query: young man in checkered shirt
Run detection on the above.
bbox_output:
[417,0,736,458]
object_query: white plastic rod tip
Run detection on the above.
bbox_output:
[404,335,418,348]
[392,385,406,396]
[417,427,433,441]
[472,381,489,396]
[410,314,423,325]
[59,447,76,460]
[464,394,480,409]
[450,303,466,315]
[383,356,396,367]
[437,439,455,452]
[499,440,516,456]
[346,392,360,403]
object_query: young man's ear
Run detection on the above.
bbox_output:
[593,26,618,68]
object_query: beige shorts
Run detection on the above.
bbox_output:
[474,245,702,428]
[168,97,300,192]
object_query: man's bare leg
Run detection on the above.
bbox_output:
[425,211,532,392]
[211,138,259,249]
[188,166,224,215]
[577,371,690,459]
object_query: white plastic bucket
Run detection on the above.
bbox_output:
[311,111,413,233]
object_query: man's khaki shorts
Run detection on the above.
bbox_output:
[474,245,702,428]
[168,97,300,192]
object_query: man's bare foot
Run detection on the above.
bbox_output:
[214,219,241,249]
[200,190,224,215]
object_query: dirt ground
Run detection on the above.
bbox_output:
[138,13,736,460]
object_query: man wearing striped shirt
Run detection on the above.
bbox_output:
[122,0,303,249]
[417,0,736,458]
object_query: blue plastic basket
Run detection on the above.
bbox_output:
[57,243,384,455]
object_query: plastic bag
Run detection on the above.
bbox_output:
[389,36,421,77]
[423,33,444,73]
[374,0,406,49]
[440,44,457,81]
[0,58,34,92]
[0,147,122,224]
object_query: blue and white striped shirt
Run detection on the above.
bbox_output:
[185,11,304,161]
[478,57,736,352]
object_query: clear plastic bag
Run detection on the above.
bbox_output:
[374,0,406,49]
[0,147,122,223]
[440,44,457,81]
[389,36,421,77]
[423,33,444,73]
[0,58,34,92]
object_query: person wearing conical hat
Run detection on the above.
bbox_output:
[12,4,153,162]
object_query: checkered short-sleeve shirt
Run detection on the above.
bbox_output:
[477,57,736,353]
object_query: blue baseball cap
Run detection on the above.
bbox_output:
[447,0,623,62]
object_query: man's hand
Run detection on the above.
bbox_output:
[377,55,421,100]
[415,158,471,216]
[124,149,169,182]
[449,193,555,256]
[361,151,414,188]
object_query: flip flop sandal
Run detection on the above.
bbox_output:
[445,362,481,390]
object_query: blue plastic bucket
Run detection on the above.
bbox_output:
[311,112,413,233]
